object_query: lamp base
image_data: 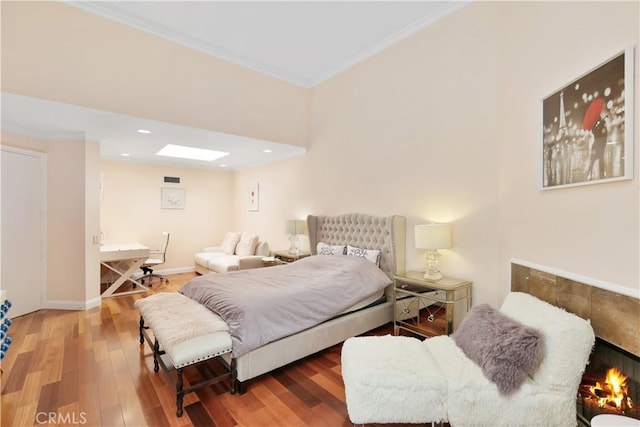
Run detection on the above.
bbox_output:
[424,249,443,281]
[288,235,299,255]
[423,271,443,281]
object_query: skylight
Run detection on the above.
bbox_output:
[156,144,229,162]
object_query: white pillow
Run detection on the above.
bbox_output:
[317,242,346,256]
[346,244,381,265]
[220,232,242,255]
[236,233,259,256]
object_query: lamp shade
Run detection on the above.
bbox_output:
[415,224,451,249]
[286,219,306,235]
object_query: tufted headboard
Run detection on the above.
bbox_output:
[306,213,406,280]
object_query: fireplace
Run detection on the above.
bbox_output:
[511,261,640,426]
[577,337,640,425]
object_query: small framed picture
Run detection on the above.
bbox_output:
[248,183,259,211]
[161,188,185,209]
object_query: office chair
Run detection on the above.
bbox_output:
[140,232,170,286]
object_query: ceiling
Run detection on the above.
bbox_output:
[2,1,468,170]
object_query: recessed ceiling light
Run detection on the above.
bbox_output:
[263,149,272,153]
[137,129,151,134]
[156,144,229,162]
[121,153,130,157]
[219,164,228,168]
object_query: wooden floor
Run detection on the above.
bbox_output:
[0,273,439,427]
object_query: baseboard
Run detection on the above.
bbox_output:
[43,300,90,311]
[43,296,102,311]
[45,267,196,311]
[85,296,102,310]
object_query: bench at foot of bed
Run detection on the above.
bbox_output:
[135,292,235,417]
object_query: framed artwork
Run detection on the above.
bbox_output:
[248,182,259,211]
[541,46,634,189]
[161,187,185,209]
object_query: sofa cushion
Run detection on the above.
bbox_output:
[207,255,241,272]
[221,232,242,255]
[452,303,544,395]
[235,233,259,256]
[194,251,226,268]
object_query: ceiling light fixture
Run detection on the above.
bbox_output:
[137,129,151,134]
[156,144,229,162]
[121,153,131,157]
[263,149,273,153]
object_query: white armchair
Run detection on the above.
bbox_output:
[342,292,595,427]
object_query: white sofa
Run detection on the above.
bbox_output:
[194,232,270,274]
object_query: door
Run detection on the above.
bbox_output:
[1,146,46,317]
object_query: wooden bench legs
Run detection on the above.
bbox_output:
[138,315,235,417]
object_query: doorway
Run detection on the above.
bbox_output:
[1,146,46,317]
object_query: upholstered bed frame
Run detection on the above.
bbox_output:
[234,213,406,392]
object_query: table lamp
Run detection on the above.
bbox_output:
[286,219,306,255]
[415,223,451,280]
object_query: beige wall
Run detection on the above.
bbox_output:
[85,141,101,302]
[2,1,638,308]
[233,1,639,306]
[1,132,101,306]
[1,1,309,148]
[498,1,639,296]
[100,161,234,270]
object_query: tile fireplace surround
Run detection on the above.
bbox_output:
[511,262,639,357]
[512,262,640,425]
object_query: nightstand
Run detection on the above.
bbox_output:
[261,257,287,267]
[393,271,472,338]
[273,250,311,264]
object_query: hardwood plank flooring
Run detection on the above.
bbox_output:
[1,273,440,427]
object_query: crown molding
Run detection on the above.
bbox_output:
[65,1,315,88]
[65,1,469,89]
[309,1,470,86]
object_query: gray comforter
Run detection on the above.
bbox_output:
[180,255,391,357]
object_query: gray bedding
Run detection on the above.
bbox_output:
[179,255,392,357]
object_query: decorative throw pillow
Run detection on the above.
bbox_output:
[317,242,346,256]
[346,244,381,265]
[452,303,545,395]
[235,233,259,256]
[220,232,242,255]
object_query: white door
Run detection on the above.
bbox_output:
[1,147,46,317]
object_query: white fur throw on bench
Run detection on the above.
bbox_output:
[135,292,228,353]
[135,292,234,417]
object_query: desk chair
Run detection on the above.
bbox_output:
[140,232,170,286]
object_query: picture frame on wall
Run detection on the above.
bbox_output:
[248,182,259,211]
[161,187,185,209]
[541,46,634,190]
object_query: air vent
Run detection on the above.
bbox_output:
[164,176,180,184]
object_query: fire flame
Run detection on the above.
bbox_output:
[588,367,633,412]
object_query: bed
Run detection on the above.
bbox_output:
[182,213,406,392]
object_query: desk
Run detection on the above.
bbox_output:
[100,243,150,298]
